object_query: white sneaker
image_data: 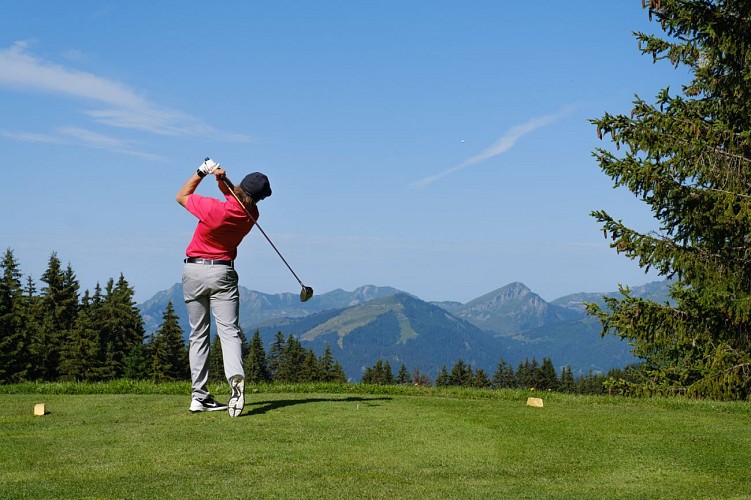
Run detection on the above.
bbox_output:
[228,375,245,418]
[189,396,228,412]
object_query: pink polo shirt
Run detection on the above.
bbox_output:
[184,193,257,261]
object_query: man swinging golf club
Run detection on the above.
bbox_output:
[177,158,271,417]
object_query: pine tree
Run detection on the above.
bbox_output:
[37,253,80,380]
[208,334,225,382]
[205,328,249,383]
[58,291,102,381]
[516,359,533,390]
[244,330,270,383]
[539,358,559,391]
[382,361,395,385]
[100,275,145,378]
[328,361,347,383]
[473,368,491,388]
[528,358,541,390]
[124,342,151,380]
[449,359,472,387]
[276,335,305,382]
[361,364,375,384]
[240,330,250,368]
[435,366,450,387]
[89,283,115,381]
[560,366,576,393]
[20,276,42,381]
[577,369,607,395]
[361,359,394,385]
[267,331,286,380]
[397,364,412,385]
[492,359,515,389]
[299,349,322,382]
[588,0,751,400]
[149,301,189,382]
[320,345,347,382]
[0,249,25,382]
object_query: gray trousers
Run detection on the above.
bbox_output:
[182,262,245,400]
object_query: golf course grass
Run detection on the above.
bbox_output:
[1,383,749,499]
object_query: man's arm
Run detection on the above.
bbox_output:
[214,168,232,197]
[177,159,224,207]
[176,172,203,207]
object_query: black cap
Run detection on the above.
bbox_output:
[240,172,272,201]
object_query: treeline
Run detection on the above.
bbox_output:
[362,357,636,395]
[123,307,349,384]
[0,250,145,383]
[0,249,347,385]
[236,331,347,384]
[0,248,624,393]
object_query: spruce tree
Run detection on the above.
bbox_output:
[539,358,559,391]
[149,301,189,382]
[560,366,576,394]
[89,283,115,381]
[124,342,151,380]
[37,253,80,380]
[516,359,532,389]
[397,363,412,385]
[492,359,515,389]
[208,334,224,382]
[20,276,41,381]
[362,359,394,385]
[320,344,347,382]
[473,368,491,388]
[435,366,450,387]
[589,0,751,400]
[371,360,387,384]
[577,369,606,395]
[276,335,305,383]
[59,291,102,381]
[0,249,24,382]
[528,358,542,390]
[100,275,145,378]
[382,361,395,385]
[244,330,270,383]
[449,359,472,387]
[267,331,286,380]
[328,361,347,383]
[300,349,322,382]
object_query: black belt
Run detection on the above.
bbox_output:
[184,257,234,267]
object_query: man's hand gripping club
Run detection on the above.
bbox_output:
[197,157,221,177]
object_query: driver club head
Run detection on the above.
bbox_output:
[300,286,314,303]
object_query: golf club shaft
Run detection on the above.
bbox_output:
[219,176,308,289]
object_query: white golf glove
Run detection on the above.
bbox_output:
[197,157,221,177]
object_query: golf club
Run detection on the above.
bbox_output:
[213,163,314,303]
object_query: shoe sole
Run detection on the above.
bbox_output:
[189,406,227,413]
[228,376,245,418]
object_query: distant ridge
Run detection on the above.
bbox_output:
[261,293,518,380]
[137,280,671,380]
[449,282,583,338]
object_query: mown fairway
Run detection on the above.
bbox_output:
[1,385,749,499]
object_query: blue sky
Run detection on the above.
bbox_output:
[1,2,686,304]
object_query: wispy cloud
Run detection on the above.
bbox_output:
[57,127,166,160]
[0,129,67,144]
[0,41,250,147]
[0,126,165,161]
[411,105,576,187]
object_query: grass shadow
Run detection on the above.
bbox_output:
[242,396,391,417]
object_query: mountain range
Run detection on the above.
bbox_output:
[137,280,672,381]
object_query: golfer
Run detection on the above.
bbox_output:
[176,158,272,417]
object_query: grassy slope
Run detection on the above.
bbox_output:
[1,384,749,499]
